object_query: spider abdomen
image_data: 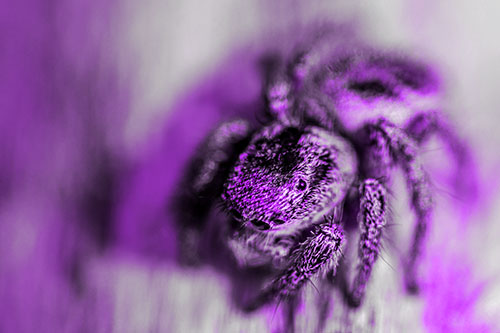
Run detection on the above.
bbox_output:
[310,52,442,132]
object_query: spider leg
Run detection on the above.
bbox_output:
[175,119,251,265]
[287,29,355,88]
[406,111,478,201]
[262,34,351,129]
[348,178,387,307]
[244,222,345,312]
[259,54,296,125]
[287,37,351,132]
[375,120,433,293]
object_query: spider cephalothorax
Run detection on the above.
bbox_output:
[222,123,356,267]
[223,124,356,230]
[175,34,476,330]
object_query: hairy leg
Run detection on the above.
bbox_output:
[376,120,433,292]
[286,40,348,132]
[244,222,345,312]
[406,111,478,201]
[175,119,251,265]
[258,54,296,125]
[360,121,394,180]
[349,179,387,307]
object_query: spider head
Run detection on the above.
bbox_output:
[222,123,357,233]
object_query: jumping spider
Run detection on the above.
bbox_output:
[175,36,475,316]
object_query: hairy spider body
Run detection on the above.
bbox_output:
[175,35,476,327]
[223,124,356,269]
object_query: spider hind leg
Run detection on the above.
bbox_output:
[259,54,296,125]
[406,111,478,203]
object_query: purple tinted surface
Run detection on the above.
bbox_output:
[114,47,263,259]
[1,1,499,332]
[1,0,126,331]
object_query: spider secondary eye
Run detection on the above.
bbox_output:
[273,218,286,225]
[250,219,271,230]
[296,179,307,191]
[230,209,243,221]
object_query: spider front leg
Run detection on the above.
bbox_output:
[244,222,345,312]
[175,119,251,265]
[348,179,388,307]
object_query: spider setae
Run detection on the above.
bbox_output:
[174,36,476,316]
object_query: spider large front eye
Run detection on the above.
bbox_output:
[296,178,308,191]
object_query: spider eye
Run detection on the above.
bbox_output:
[250,219,271,230]
[230,209,243,221]
[273,218,286,225]
[296,178,307,191]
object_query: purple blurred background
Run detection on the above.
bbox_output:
[1,0,500,332]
